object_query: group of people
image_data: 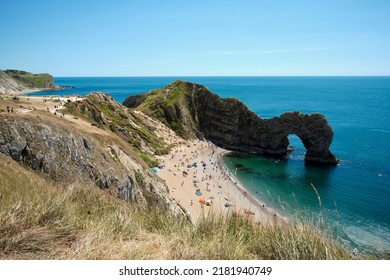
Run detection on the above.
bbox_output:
[156,140,272,223]
[6,106,14,113]
[161,141,235,209]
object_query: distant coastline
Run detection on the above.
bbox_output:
[0,69,73,96]
[18,87,73,96]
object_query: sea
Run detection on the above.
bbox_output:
[28,76,390,256]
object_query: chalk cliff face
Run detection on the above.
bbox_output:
[0,70,29,94]
[124,80,339,165]
[0,114,188,218]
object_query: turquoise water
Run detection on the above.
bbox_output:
[29,77,390,255]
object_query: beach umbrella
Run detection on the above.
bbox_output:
[199,197,205,204]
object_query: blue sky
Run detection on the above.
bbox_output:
[0,0,389,76]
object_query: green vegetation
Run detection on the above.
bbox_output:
[62,93,176,167]
[154,147,170,156]
[58,102,90,122]
[135,81,197,139]
[5,69,54,89]
[109,123,118,133]
[165,83,188,105]
[140,153,159,167]
[137,82,188,112]
[0,154,353,260]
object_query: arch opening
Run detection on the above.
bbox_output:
[287,134,307,159]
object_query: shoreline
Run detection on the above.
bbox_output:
[218,150,287,221]
[0,88,50,96]
[18,88,48,95]
[17,87,72,96]
[155,140,285,224]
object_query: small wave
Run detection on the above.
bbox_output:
[342,223,390,253]
[371,128,390,134]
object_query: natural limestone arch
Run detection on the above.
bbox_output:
[195,91,339,165]
[268,112,339,164]
[124,80,339,165]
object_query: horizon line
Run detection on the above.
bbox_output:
[53,75,390,78]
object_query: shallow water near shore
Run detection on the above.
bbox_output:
[28,76,390,255]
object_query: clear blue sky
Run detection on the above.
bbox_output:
[0,0,389,76]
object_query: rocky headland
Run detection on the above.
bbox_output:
[0,69,70,95]
[123,80,339,165]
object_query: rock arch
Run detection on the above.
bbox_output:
[271,112,339,165]
[124,80,339,165]
[195,90,339,165]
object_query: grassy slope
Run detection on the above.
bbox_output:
[0,154,351,260]
[4,70,54,89]
[61,94,174,167]
[136,82,194,138]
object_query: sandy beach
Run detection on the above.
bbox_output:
[156,140,283,224]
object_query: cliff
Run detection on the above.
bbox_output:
[0,112,188,219]
[0,69,67,94]
[123,80,339,165]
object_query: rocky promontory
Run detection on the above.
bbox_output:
[0,69,69,94]
[123,80,339,165]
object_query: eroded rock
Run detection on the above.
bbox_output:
[0,114,188,219]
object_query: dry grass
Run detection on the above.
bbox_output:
[0,154,352,260]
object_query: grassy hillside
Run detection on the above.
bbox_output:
[61,93,179,167]
[0,154,352,260]
[4,69,55,89]
[133,81,203,139]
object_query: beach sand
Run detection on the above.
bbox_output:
[156,140,283,224]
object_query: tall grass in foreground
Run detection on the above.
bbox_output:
[0,156,352,259]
